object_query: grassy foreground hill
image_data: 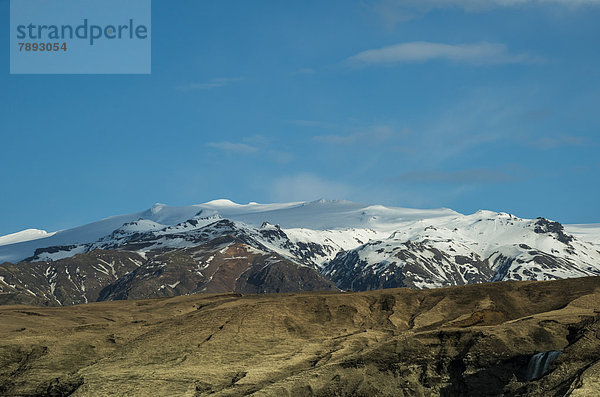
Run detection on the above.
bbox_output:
[1,277,600,396]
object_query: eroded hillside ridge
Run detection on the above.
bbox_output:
[1,277,599,396]
[1,200,599,305]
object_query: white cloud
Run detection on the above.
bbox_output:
[346,42,540,67]
[371,0,600,26]
[269,174,352,202]
[206,141,259,154]
[176,77,244,91]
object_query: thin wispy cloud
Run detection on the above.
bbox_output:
[268,150,295,164]
[346,42,541,67]
[242,135,295,163]
[395,168,516,184]
[521,109,553,121]
[382,88,521,164]
[206,141,259,154]
[412,0,600,9]
[290,119,406,146]
[313,125,400,145]
[370,0,600,26]
[527,135,587,150]
[269,174,351,202]
[313,134,358,145]
[207,136,294,163]
[176,77,244,91]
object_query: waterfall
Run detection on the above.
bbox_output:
[525,350,562,381]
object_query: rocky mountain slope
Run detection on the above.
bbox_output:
[1,200,599,305]
[1,277,600,396]
[0,250,142,306]
[0,239,336,307]
[323,213,600,290]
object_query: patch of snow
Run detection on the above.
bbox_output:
[97,258,117,278]
[36,245,87,262]
[0,229,55,247]
[128,257,143,267]
[203,199,243,207]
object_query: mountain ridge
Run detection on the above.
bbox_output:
[1,200,599,306]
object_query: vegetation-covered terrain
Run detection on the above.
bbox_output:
[1,277,599,396]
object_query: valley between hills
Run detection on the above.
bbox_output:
[1,276,600,396]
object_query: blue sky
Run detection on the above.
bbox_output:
[1,0,599,235]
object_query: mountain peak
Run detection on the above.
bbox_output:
[150,203,167,214]
[0,229,55,247]
[203,199,243,207]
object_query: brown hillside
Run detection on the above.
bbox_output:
[1,277,600,396]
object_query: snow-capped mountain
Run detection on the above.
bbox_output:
[0,199,453,264]
[0,199,599,305]
[323,212,600,290]
[566,223,600,248]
